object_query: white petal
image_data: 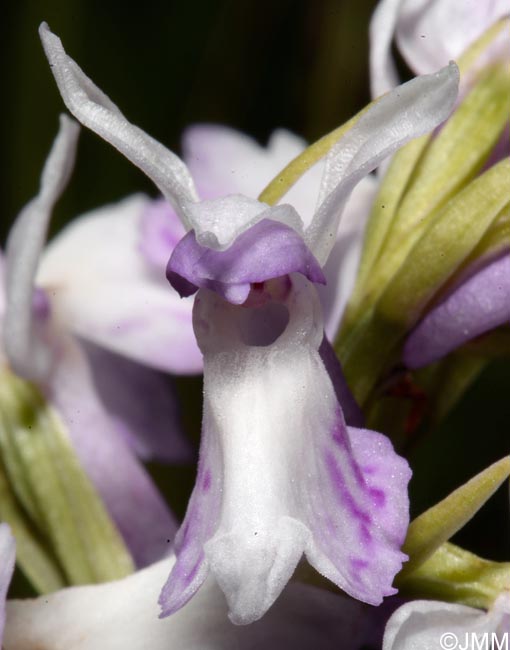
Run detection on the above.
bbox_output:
[4,115,79,382]
[4,557,368,650]
[307,63,459,266]
[39,23,198,225]
[396,0,510,77]
[37,195,202,374]
[369,0,404,97]
[162,275,410,624]
[383,594,510,650]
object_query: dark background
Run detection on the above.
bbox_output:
[1,0,508,566]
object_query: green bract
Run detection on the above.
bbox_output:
[0,369,134,592]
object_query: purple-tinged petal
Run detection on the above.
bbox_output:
[183,125,323,225]
[308,63,459,266]
[167,217,325,305]
[0,524,15,644]
[319,336,363,427]
[4,115,79,383]
[5,555,368,650]
[138,199,186,273]
[183,125,304,200]
[40,24,199,225]
[47,335,177,567]
[383,594,510,650]
[38,195,202,375]
[404,253,510,368]
[158,411,223,616]
[161,275,410,624]
[81,340,192,463]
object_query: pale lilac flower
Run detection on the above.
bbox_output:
[3,553,369,650]
[370,0,509,97]
[383,593,510,650]
[3,117,178,566]
[39,23,459,623]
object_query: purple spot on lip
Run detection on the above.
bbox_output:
[370,488,386,508]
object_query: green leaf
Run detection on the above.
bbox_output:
[380,159,510,325]
[400,456,510,578]
[343,136,429,334]
[0,369,134,590]
[0,458,65,594]
[357,67,510,315]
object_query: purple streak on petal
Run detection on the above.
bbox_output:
[167,219,326,304]
[138,199,186,273]
[0,524,15,643]
[404,253,510,368]
[48,337,177,567]
[81,339,193,463]
[158,411,223,616]
[319,336,363,427]
[303,409,411,605]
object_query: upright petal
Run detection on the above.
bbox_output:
[4,115,79,383]
[37,195,202,374]
[161,275,410,624]
[39,24,198,224]
[404,253,510,368]
[47,335,177,567]
[383,594,510,650]
[0,524,15,644]
[4,557,368,650]
[307,63,459,266]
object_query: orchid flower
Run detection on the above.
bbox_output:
[370,0,509,97]
[2,116,178,567]
[3,551,370,650]
[383,593,510,650]
[39,23,460,623]
[156,125,379,341]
